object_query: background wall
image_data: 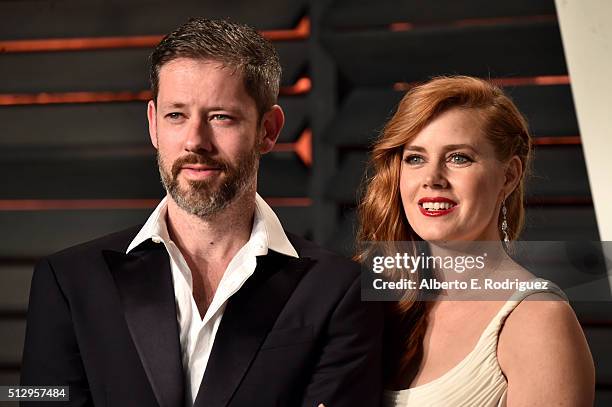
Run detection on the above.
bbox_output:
[555,0,612,243]
[0,0,609,405]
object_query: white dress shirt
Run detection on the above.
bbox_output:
[126,193,298,405]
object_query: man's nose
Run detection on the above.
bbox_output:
[184,118,214,153]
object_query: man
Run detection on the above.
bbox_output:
[20,18,383,406]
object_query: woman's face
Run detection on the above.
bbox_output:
[400,107,517,242]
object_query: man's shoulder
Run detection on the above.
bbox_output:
[46,225,143,263]
[285,231,361,279]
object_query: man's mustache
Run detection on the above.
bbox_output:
[171,154,228,178]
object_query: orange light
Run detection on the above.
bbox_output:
[294,129,312,166]
[272,129,313,167]
[263,197,312,207]
[0,17,310,53]
[389,22,414,32]
[0,199,158,211]
[0,35,163,53]
[394,75,570,91]
[386,14,557,32]
[280,77,311,96]
[0,76,309,106]
[262,17,310,41]
[0,91,151,106]
[453,14,557,28]
[490,75,570,87]
[532,136,581,145]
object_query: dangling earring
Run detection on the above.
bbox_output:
[501,199,510,243]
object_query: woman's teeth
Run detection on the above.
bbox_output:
[421,202,455,210]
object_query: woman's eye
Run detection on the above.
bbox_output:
[448,153,472,165]
[403,155,424,165]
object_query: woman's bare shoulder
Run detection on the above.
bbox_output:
[497,293,595,406]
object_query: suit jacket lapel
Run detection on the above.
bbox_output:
[193,252,315,407]
[104,244,185,407]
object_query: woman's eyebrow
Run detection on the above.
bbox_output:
[404,145,426,152]
[404,144,478,153]
[442,143,478,153]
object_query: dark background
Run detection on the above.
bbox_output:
[0,0,609,405]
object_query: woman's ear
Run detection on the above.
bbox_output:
[503,155,523,197]
[258,105,285,154]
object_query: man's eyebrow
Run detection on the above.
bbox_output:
[160,102,186,109]
[207,105,245,113]
[161,103,244,111]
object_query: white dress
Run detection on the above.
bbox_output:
[384,279,566,407]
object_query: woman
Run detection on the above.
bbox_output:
[356,76,595,406]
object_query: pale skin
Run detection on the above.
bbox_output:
[394,108,595,405]
[147,57,284,318]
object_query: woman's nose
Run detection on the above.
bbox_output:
[423,164,449,189]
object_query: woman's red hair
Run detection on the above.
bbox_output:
[355,76,532,386]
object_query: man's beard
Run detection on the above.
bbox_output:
[158,149,259,219]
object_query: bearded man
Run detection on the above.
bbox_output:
[20,18,383,407]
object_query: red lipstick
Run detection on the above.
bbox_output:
[418,197,458,217]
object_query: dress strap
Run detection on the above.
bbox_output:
[506,278,567,303]
[477,278,567,346]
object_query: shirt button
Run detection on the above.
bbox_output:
[152,236,162,244]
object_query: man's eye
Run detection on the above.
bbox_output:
[211,114,231,121]
[165,112,183,120]
[448,153,472,165]
[403,155,424,165]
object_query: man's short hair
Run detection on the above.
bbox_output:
[149,18,282,117]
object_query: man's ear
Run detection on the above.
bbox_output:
[147,100,159,150]
[503,155,523,198]
[258,105,285,154]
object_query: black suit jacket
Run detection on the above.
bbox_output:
[20,226,383,406]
